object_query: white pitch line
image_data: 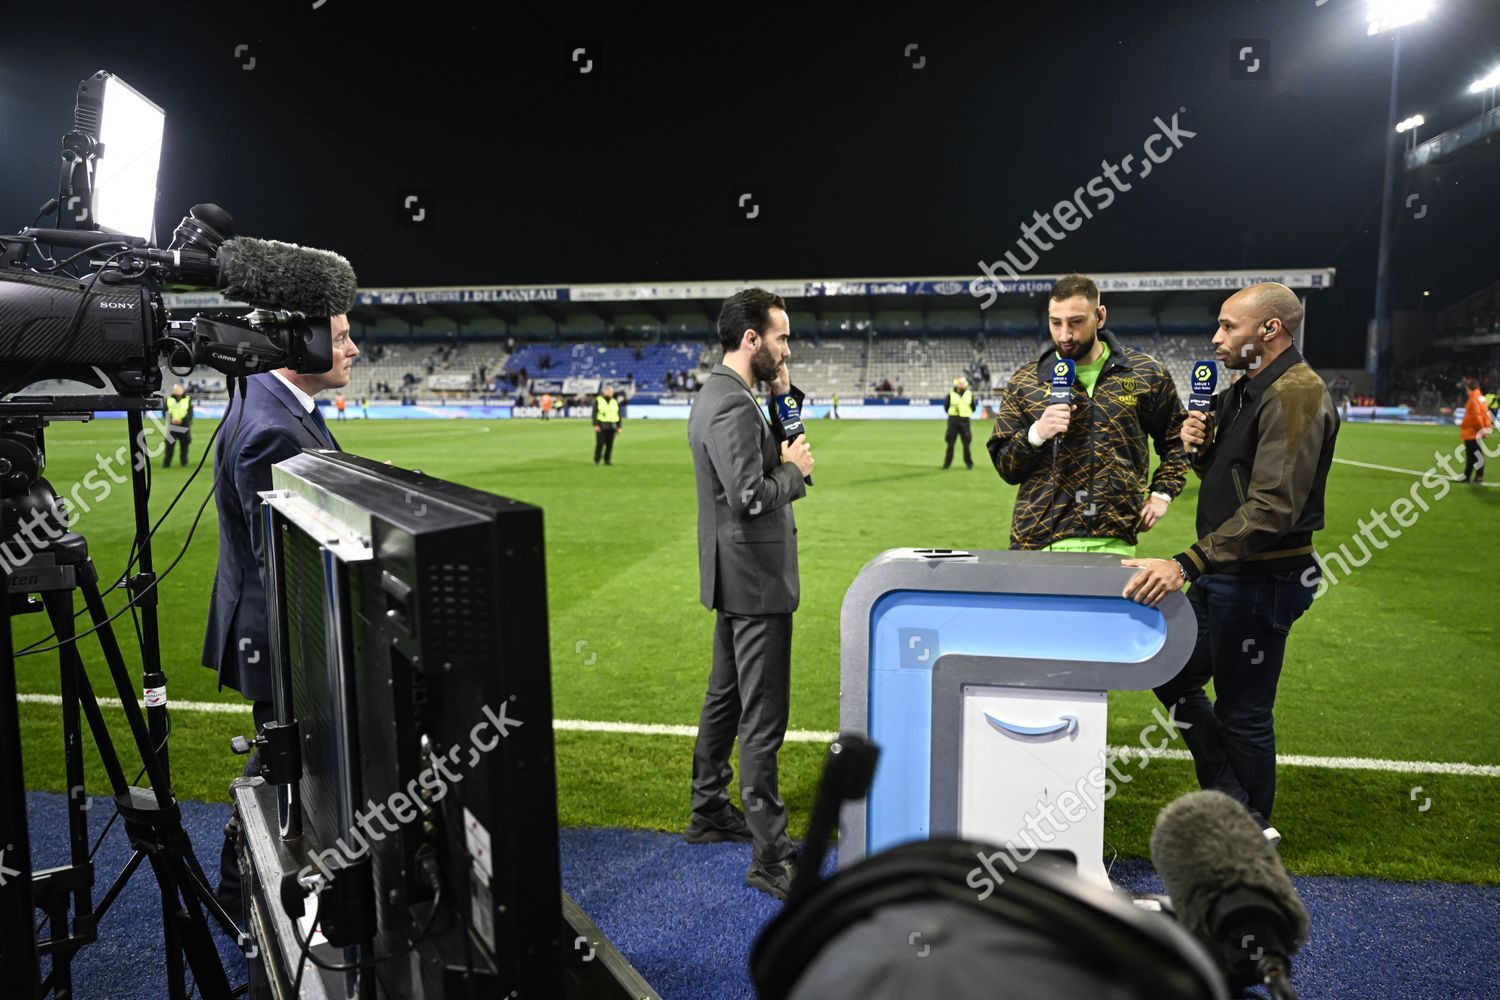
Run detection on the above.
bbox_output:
[21,695,1499,778]
[19,692,252,714]
[1333,456,1499,486]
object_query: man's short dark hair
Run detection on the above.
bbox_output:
[717,288,787,353]
[1050,273,1100,307]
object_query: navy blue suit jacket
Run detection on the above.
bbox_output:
[201,373,339,702]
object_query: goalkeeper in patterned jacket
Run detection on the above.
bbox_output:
[988,273,1190,554]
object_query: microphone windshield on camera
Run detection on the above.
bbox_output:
[217,236,357,316]
[1150,790,1308,991]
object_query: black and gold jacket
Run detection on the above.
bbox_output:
[988,329,1190,549]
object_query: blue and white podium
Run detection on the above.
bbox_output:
[838,548,1196,887]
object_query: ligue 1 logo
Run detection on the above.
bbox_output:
[1053,361,1070,380]
[776,393,805,437]
[1190,360,1218,413]
[1191,361,1217,396]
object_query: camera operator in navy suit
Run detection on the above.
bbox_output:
[203,313,359,908]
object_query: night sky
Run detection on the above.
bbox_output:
[3,1,1498,367]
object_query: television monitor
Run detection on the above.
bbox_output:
[260,449,562,996]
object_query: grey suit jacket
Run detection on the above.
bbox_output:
[689,363,808,615]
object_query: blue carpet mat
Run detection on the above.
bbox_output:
[20,792,1500,998]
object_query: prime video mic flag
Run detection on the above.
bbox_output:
[1187,361,1217,455]
[1049,358,1075,461]
[775,391,811,484]
[1189,361,1217,414]
[1050,358,1076,405]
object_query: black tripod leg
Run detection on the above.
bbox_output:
[0,583,42,998]
[73,568,233,999]
[40,589,93,998]
[43,591,90,881]
[64,593,190,999]
[178,839,241,938]
[76,569,172,800]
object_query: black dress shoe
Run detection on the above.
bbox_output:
[683,805,752,843]
[745,854,798,900]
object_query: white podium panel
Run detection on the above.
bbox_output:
[959,687,1110,888]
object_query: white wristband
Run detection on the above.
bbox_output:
[1027,422,1046,448]
[1150,492,1173,503]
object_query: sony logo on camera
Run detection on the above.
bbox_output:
[96,300,136,310]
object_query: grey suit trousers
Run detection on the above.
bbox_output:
[691,609,795,864]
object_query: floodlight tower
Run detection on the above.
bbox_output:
[1365,0,1431,400]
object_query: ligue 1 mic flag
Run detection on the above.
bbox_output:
[776,392,812,484]
[1050,358,1076,405]
[1188,361,1217,454]
[775,392,805,441]
[1049,358,1075,462]
[1189,361,1217,412]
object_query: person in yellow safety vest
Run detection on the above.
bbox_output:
[593,384,624,465]
[163,383,194,468]
[943,376,976,469]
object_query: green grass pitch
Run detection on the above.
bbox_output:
[12,415,1499,884]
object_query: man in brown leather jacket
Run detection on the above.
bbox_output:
[1122,282,1339,845]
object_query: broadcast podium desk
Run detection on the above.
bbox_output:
[838,548,1196,888]
[231,777,659,999]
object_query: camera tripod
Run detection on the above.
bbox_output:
[1,398,237,999]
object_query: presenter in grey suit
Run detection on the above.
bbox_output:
[686,288,815,900]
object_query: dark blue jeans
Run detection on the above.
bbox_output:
[1153,570,1316,826]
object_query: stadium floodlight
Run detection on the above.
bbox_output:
[87,72,165,240]
[1394,113,1425,133]
[1366,0,1432,35]
[1364,0,1432,398]
[1468,68,1500,93]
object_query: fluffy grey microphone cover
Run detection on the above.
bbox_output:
[218,237,357,316]
[1150,790,1309,949]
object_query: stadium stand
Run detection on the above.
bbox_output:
[502,341,706,393]
[16,331,1227,403]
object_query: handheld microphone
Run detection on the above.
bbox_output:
[1150,790,1309,999]
[1187,362,1217,455]
[775,391,812,484]
[1048,358,1076,463]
